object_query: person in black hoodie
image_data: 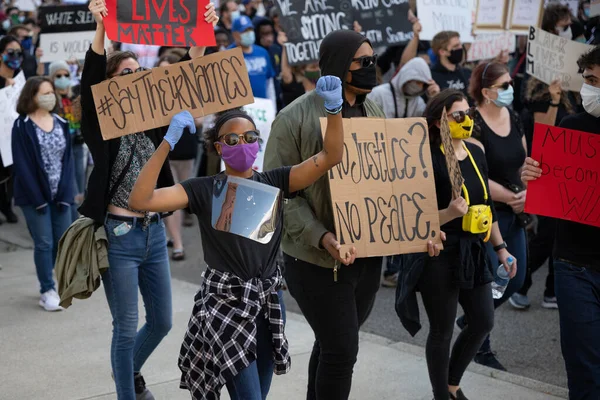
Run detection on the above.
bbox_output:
[430,31,471,99]
[264,30,443,400]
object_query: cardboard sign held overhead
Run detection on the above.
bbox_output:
[91,47,254,140]
[320,117,442,258]
[507,0,544,31]
[39,5,97,63]
[353,1,413,47]
[525,124,600,228]
[526,26,594,91]
[468,32,516,62]
[475,0,509,31]
[417,0,474,42]
[103,0,216,47]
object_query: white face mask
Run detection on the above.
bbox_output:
[557,26,573,40]
[580,83,600,117]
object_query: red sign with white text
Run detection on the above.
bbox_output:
[103,0,215,47]
[525,123,600,228]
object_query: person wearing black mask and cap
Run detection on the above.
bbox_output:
[264,29,442,400]
[430,31,471,99]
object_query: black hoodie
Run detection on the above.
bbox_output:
[319,30,372,117]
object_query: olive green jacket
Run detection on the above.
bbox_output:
[264,91,385,268]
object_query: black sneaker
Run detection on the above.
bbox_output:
[134,373,155,400]
[474,351,507,371]
[450,388,469,399]
[1,209,18,223]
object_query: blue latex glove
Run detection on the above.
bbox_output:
[316,75,343,112]
[164,111,197,151]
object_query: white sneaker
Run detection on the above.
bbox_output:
[39,289,63,312]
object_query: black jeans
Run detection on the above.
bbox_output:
[283,254,382,400]
[518,216,556,297]
[419,254,494,400]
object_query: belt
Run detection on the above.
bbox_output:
[106,213,161,224]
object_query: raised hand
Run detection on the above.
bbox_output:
[316,75,343,113]
[89,0,107,24]
[165,111,196,151]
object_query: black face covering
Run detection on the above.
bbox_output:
[448,48,464,65]
[348,64,377,90]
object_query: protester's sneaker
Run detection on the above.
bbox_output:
[381,273,399,288]
[542,296,559,309]
[450,388,469,400]
[134,373,155,400]
[39,289,63,312]
[474,351,507,371]
[509,293,531,310]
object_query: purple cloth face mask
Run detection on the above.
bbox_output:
[220,141,259,172]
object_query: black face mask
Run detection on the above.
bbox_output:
[347,64,377,91]
[448,48,464,65]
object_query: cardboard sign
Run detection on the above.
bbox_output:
[592,0,600,17]
[353,0,413,46]
[0,72,26,167]
[103,0,216,47]
[417,0,474,42]
[526,26,594,91]
[525,124,600,228]
[320,117,442,257]
[91,47,254,140]
[39,5,97,63]
[220,97,276,172]
[467,32,516,62]
[475,0,509,31]
[15,0,41,12]
[276,0,353,66]
[507,0,544,31]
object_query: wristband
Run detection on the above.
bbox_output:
[549,102,560,107]
[325,105,343,115]
[494,242,507,252]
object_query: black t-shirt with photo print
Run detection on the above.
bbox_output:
[181,167,293,280]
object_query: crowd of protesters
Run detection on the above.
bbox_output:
[1,0,600,399]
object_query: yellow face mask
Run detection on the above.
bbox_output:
[448,115,474,139]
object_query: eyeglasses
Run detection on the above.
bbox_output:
[352,54,378,68]
[218,131,261,146]
[119,67,150,76]
[448,107,476,123]
[55,73,70,79]
[4,49,23,58]
[488,80,513,90]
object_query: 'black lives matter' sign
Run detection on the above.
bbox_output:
[103,0,215,47]
[276,0,413,66]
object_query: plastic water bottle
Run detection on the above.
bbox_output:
[491,256,514,299]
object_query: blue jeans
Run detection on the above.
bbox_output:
[103,215,173,400]
[225,291,286,400]
[555,260,600,400]
[481,209,527,352]
[71,144,85,222]
[21,204,72,293]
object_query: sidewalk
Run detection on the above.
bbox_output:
[0,247,567,400]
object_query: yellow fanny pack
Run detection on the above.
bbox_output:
[441,143,492,242]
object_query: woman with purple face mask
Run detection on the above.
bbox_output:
[128,76,351,399]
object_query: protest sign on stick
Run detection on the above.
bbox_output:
[417,0,474,42]
[103,0,216,47]
[352,0,413,46]
[39,5,97,63]
[526,26,594,91]
[467,32,516,62]
[525,124,600,228]
[507,0,544,31]
[0,72,26,167]
[319,117,442,258]
[475,0,509,31]
[91,47,254,140]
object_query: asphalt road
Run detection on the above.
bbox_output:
[169,223,567,389]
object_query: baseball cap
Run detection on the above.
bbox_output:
[232,15,254,33]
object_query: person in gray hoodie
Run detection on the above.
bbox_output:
[368,57,440,119]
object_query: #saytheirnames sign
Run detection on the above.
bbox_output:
[91,48,254,140]
[320,117,442,257]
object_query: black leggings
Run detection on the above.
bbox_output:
[419,254,494,400]
[283,254,382,400]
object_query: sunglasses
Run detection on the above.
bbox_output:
[448,107,476,123]
[352,54,378,68]
[55,73,70,79]
[4,49,23,58]
[119,67,150,76]
[218,131,261,147]
[488,80,514,91]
